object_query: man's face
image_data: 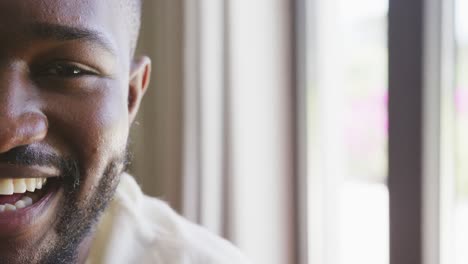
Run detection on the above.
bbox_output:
[0,1,149,263]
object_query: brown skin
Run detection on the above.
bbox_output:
[0,0,150,263]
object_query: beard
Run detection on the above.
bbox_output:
[0,146,129,264]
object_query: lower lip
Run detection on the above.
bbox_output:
[0,180,61,237]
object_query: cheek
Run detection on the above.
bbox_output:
[45,82,130,180]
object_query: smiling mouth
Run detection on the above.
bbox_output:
[0,178,56,212]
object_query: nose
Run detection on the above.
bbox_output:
[0,68,48,153]
[0,112,48,153]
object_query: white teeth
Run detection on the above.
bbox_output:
[0,195,37,213]
[25,178,36,192]
[0,178,50,212]
[0,179,14,195]
[4,204,16,211]
[36,178,43,190]
[0,178,49,195]
[21,196,33,206]
[13,179,27,193]
[14,200,26,209]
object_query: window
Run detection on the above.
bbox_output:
[306,0,388,264]
[455,0,468,263]
[132,1,468,264]
[304,0,466,264]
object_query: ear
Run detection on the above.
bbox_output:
[128,56,151,124]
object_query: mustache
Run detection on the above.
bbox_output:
[0,146,80,186]
[0,146,65,168]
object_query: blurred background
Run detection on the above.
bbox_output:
[126,0,467,264]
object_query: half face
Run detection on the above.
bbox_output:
[0,1,149,263]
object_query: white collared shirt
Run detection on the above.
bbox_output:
[86,173,250,264]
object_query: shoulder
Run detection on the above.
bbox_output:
[97,173,251,264]
[142,201,251,263]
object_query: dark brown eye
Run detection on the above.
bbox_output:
[41,63,97,78]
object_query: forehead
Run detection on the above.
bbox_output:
[0,0,129,59]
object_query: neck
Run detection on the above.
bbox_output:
[76,233,95,264]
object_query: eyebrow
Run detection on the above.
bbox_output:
[27,23,117,55]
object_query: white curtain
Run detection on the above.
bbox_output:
[183,1,299,263]
[132,1,300,263]
[131,0,185,211]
